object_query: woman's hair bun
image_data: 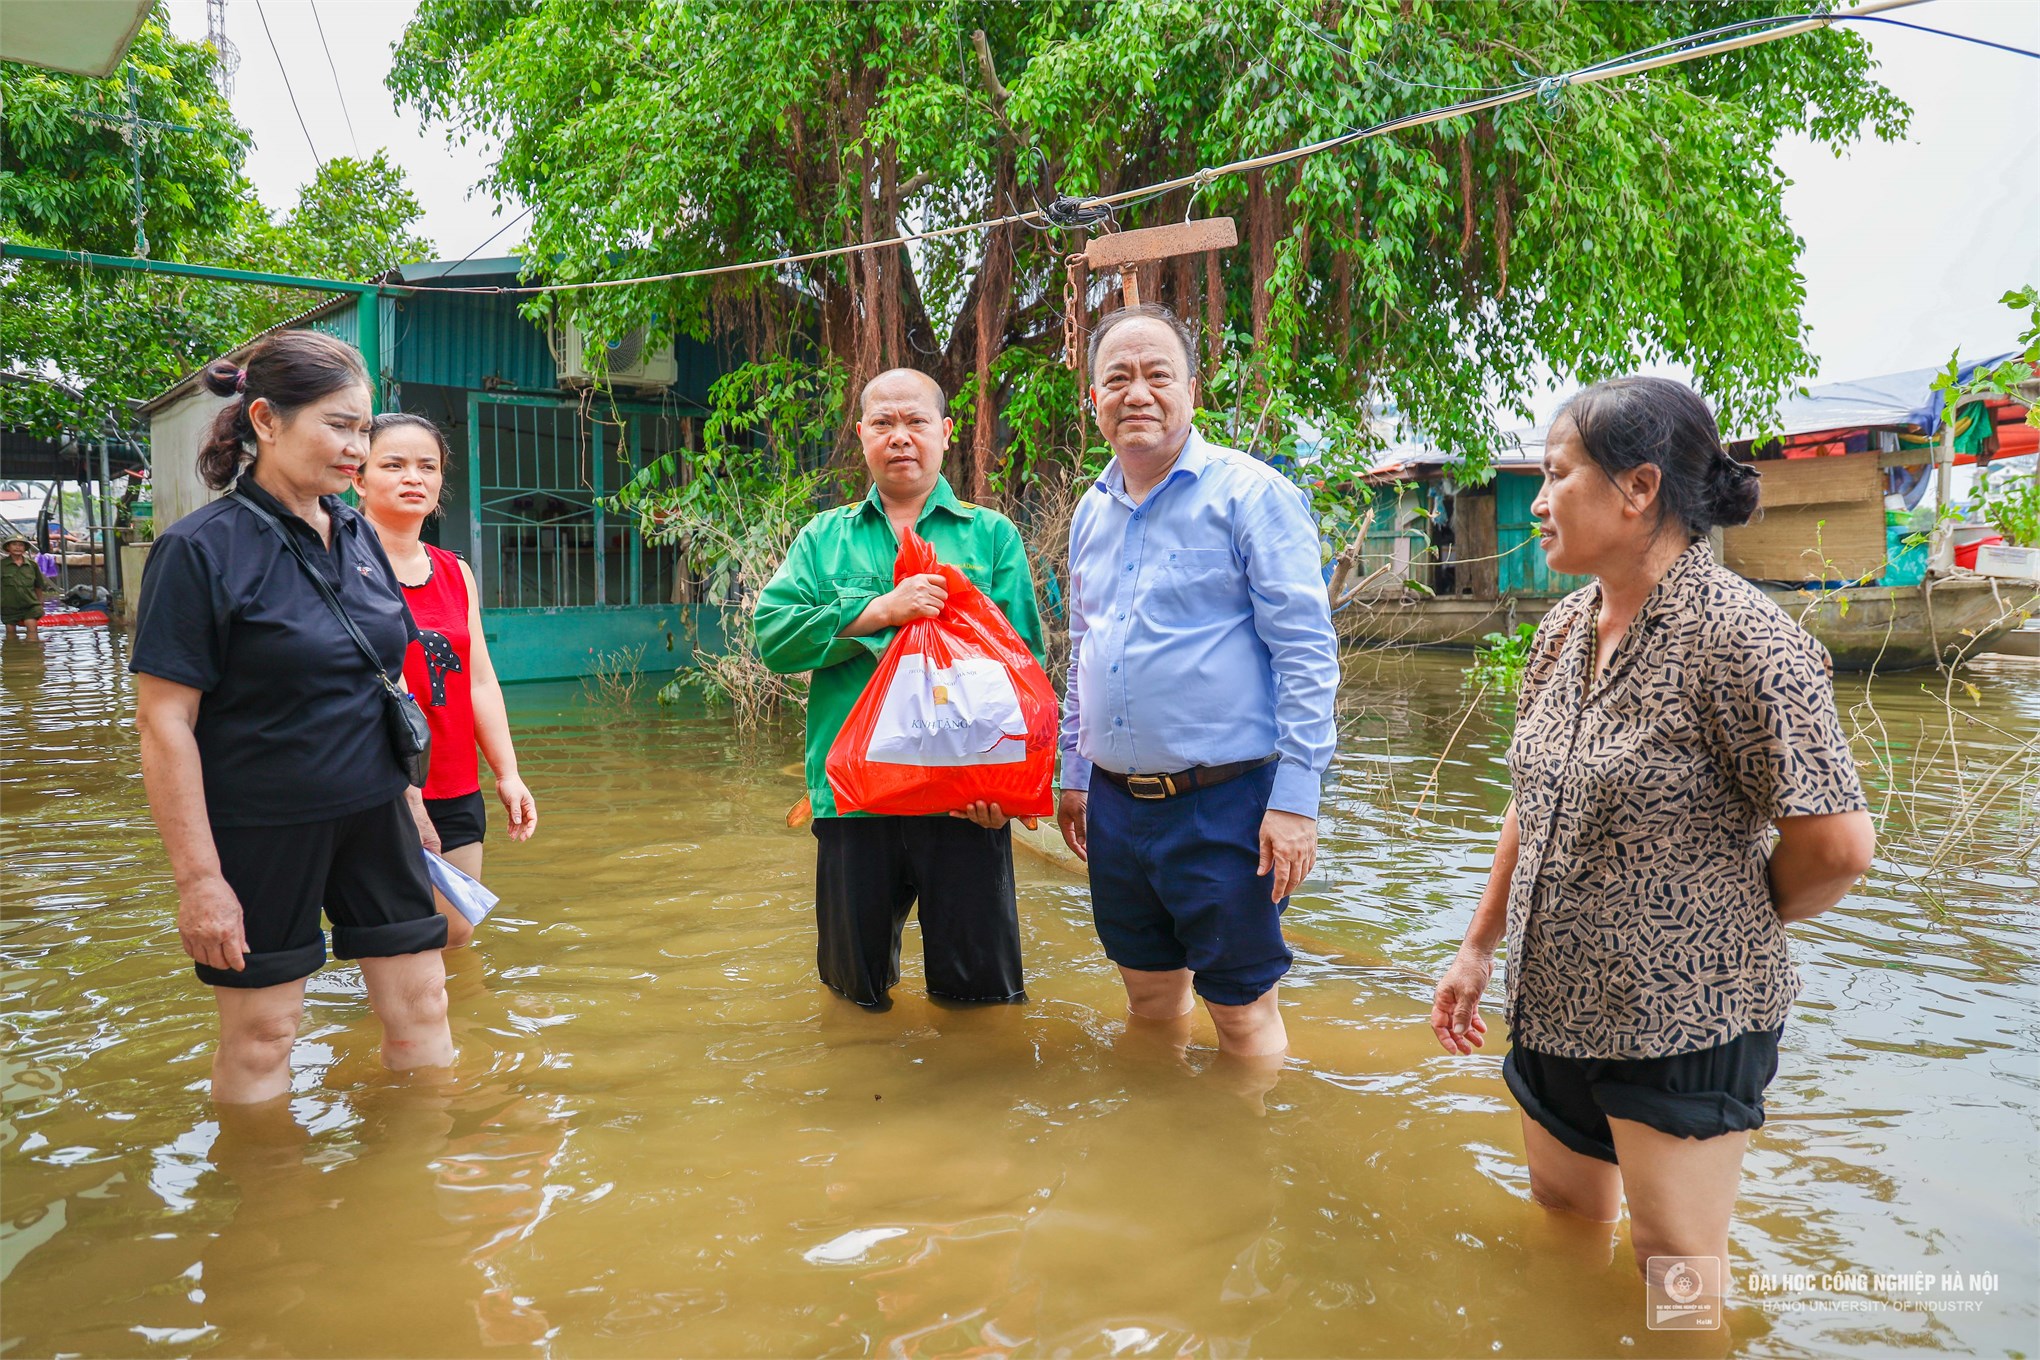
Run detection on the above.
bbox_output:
[1708,456,1762,528]
[201,361,245,399]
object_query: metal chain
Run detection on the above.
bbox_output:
[1062,253,1086,373]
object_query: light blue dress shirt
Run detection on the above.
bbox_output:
[1059,430,1340,818]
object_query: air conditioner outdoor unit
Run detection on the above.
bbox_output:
[557,321,678,391]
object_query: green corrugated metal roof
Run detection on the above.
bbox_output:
[389,290,557,392]
[143,253,733,410]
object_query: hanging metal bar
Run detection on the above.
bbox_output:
[466,390,486,607]
[592,417,606,606]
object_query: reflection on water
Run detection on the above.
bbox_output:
[3,627,2035,1357]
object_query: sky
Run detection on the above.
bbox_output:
[162,0,2038,391]
[160,0,524,264]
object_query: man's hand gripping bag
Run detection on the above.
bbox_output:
[826,529,1057,818]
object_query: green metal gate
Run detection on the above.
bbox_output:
[1495,470,1590,597]
[465,393,699,610]
[1357,487,1432,587]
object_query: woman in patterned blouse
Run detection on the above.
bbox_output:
[1430,377,1874,1290]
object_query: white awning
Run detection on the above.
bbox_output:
[1,0,151,78]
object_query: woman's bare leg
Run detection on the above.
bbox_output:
[1521,1112,1624,1222]
[359,950,454,1072]
[211,980,308,1104]
[1607,1119,1747,1283]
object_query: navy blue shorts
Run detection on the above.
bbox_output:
[1084,762,1292,1006]
[1503,1027,1782,1164]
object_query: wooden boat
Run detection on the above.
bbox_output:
[1338,575,2036,672]
[1768,576,2036,670]
[1986,623,2040,659]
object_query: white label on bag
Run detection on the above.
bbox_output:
[866,654,1028,767]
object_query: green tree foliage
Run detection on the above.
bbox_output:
[1932,285,2040,431]
[1937,286,2040,547]
[0,12,250,254]
[263,151,433,283]
[257,151,436,285]
[1,9,435,438]
[391,0,1904,507]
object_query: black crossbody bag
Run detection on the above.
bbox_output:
[231,491,432,787]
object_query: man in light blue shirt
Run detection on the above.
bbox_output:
[1055,304,1339,1059]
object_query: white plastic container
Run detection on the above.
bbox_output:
[1972,543,2040,583]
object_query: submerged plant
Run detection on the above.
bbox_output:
[578,644,648,710]
[606,361,847,731]
[1464,622,1540,692]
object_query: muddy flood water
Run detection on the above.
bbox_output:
[3,627,2036,1358]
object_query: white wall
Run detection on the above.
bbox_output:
[149,388,229,530]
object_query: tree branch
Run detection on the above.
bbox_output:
[972,29,1014,133]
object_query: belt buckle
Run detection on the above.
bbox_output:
[1126,773,1175,800]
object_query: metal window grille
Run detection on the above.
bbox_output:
[465,394,702,609]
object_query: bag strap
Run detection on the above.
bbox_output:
[230,490,402,697]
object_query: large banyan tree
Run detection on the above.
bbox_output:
[391,0,1904,498]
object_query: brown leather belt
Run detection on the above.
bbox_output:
[1093,755,1277,802]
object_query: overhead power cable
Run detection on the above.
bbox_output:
[306,0,360,157]
[447,204,535,274]
[159,0,2016,300]
[1848,15,2039,58]
[254,0,323,171]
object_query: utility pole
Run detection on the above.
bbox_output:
[69,65,198,259]
[207,0,241,98]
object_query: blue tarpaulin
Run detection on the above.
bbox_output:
[1734,355,2016,440]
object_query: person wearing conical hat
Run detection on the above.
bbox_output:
[3,535,50,642]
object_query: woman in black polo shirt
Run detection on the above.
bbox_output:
[132,331,453,1104]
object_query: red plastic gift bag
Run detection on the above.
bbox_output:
[826,528,1058,818]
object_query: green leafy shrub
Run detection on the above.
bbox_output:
[1465,622,1540,692]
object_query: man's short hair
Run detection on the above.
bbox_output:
[1087,304,1200,386]
[858,367,948,418]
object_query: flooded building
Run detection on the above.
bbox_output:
[1339,361,2039,669]
[138,256,736,681]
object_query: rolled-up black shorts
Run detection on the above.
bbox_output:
[1503,1026,1783,1165]
[424,789,487,852]
[202,796,446,989]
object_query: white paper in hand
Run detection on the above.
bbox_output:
[423,849,499,926]
[866,654,1027,767]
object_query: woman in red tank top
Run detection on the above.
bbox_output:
[357,414,537,946]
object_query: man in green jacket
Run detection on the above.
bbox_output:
[3,535,49,641]
[755,368,1047,1010]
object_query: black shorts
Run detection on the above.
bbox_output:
[811,815,1025,1008]
[1503,1027,1783,1165]
[203,796,446,989]
[424,789,487,851]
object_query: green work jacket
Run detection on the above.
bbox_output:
[2,559,47,611]
[754,475,1047,819]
